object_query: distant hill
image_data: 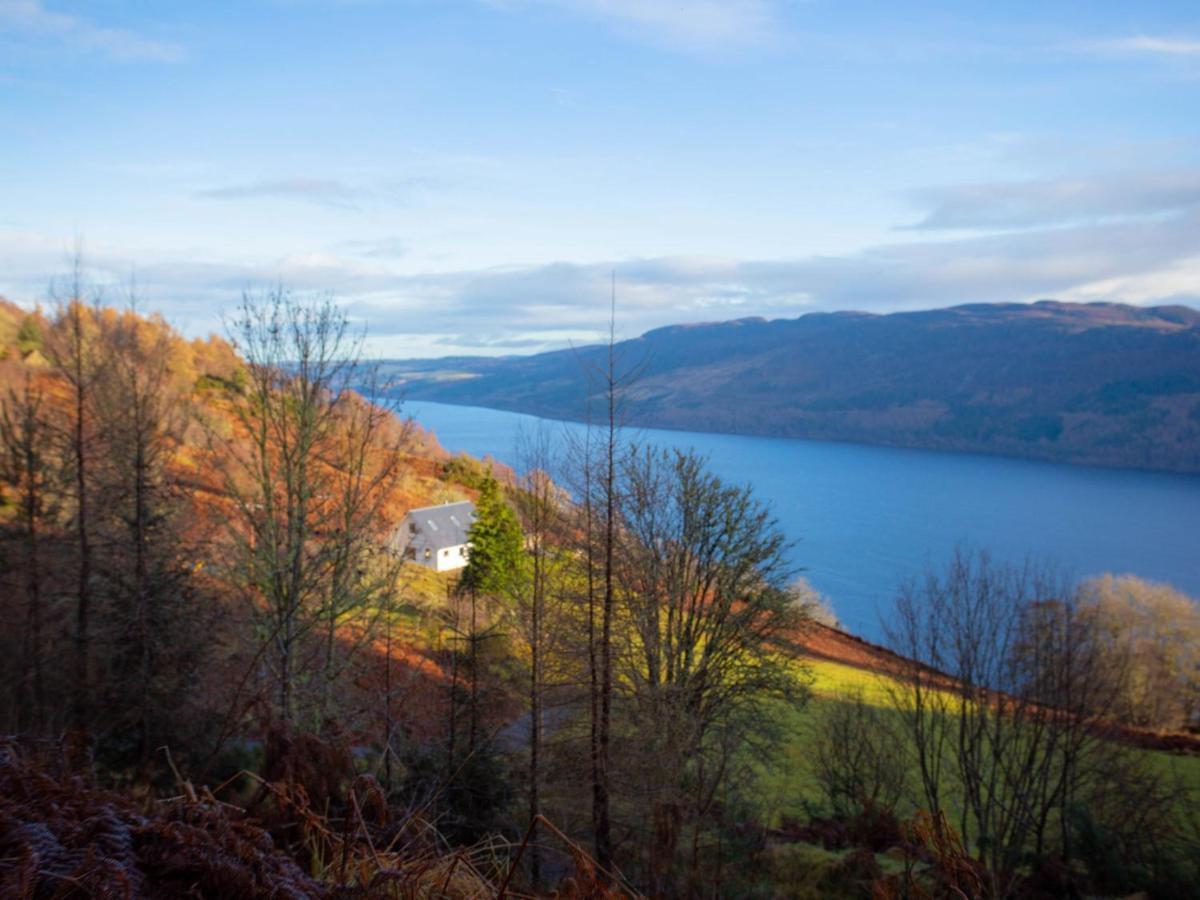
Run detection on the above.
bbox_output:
[384,301,1200,473]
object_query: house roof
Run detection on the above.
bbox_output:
[398,500,476,554]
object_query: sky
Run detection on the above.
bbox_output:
[2,0,1199,356]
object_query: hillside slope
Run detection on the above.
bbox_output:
[386,301,1200,472]
[0,298,469,532]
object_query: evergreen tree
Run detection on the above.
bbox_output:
[455,471,525,758]
[459,472,525,595]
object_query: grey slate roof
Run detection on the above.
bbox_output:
[396,500,476,555]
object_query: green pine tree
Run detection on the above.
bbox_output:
[459,472,525,595]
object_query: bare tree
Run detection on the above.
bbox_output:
[810,689,907,819]
[577,279,645,871]
[562,396,606,865]
[1076,574,1200,730]
[594,296,620,873]
[886,549,1127,894]
[217,288,396,732]
[561,287,631,871]
[314,369,410,724]
[510,424,569,887]
[786,577,840,628]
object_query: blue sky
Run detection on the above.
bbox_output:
[2,0,1199,355]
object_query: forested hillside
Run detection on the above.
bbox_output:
[0,290,484,763]
[1,288,1198,898]
[388,300,1200,472]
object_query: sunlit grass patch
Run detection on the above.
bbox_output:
[805,658,898,706]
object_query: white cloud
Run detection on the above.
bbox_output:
[0,0,184,63]
[485,0,783,52]
[3,173,1198,356]
[1079,35,1200,59]
[195,178,366,209]
[906,169,1200,231]
[1060,256,1200,306]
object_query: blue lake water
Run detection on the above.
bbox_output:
[405,400,1200,641]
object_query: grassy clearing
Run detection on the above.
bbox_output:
[753,655,1200,831]
[751,656,914,824]
[805,658,897,706]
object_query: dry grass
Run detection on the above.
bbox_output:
[0,739,632,899]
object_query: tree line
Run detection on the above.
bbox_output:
[0,275,413,763]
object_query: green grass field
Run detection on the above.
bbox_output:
[752,655,1200,833]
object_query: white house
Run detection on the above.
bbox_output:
[391,501,475,572]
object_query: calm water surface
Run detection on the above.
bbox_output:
[406,400,1200,640]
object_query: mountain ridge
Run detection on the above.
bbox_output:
[383,300,1200,473]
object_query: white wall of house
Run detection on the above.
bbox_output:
[434,543,470,572]
[407,541,470,572]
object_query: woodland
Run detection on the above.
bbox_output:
[1,267,1199,898]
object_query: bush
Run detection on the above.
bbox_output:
[397,740,515,847]
[16,316,42,354]
[810,691,907,820]
[1070,801,1200,899]
[442,454,492,490]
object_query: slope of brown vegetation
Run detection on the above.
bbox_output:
[0,297,507,774]
[0,298,464,531]
[798,620,922,678]
[798,620,1200,754]
[0,740,326,898]
[0,737,635,899]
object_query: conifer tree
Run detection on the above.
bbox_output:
[0,373,57,732]
[455,471,524,756]
[459,472,524,595]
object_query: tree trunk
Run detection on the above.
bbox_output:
[69,306,93,742]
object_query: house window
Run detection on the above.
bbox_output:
[443,549,449,557]
[423,548,431,560]
[405,547,416,561]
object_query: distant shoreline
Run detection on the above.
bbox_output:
[399,396,1200,478]
[384,300,1200,476]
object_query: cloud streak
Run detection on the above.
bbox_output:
[906,169,1200,230]
[349,209,1200,346]
[194,176,441,210]
[195,178,367,209]
[485,0,783,52]
[0,0,185,63]
[1085,35,1200,58]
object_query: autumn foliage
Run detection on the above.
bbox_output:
[2,287,1198,898]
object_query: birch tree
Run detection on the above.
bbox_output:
[218,288,402,732]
